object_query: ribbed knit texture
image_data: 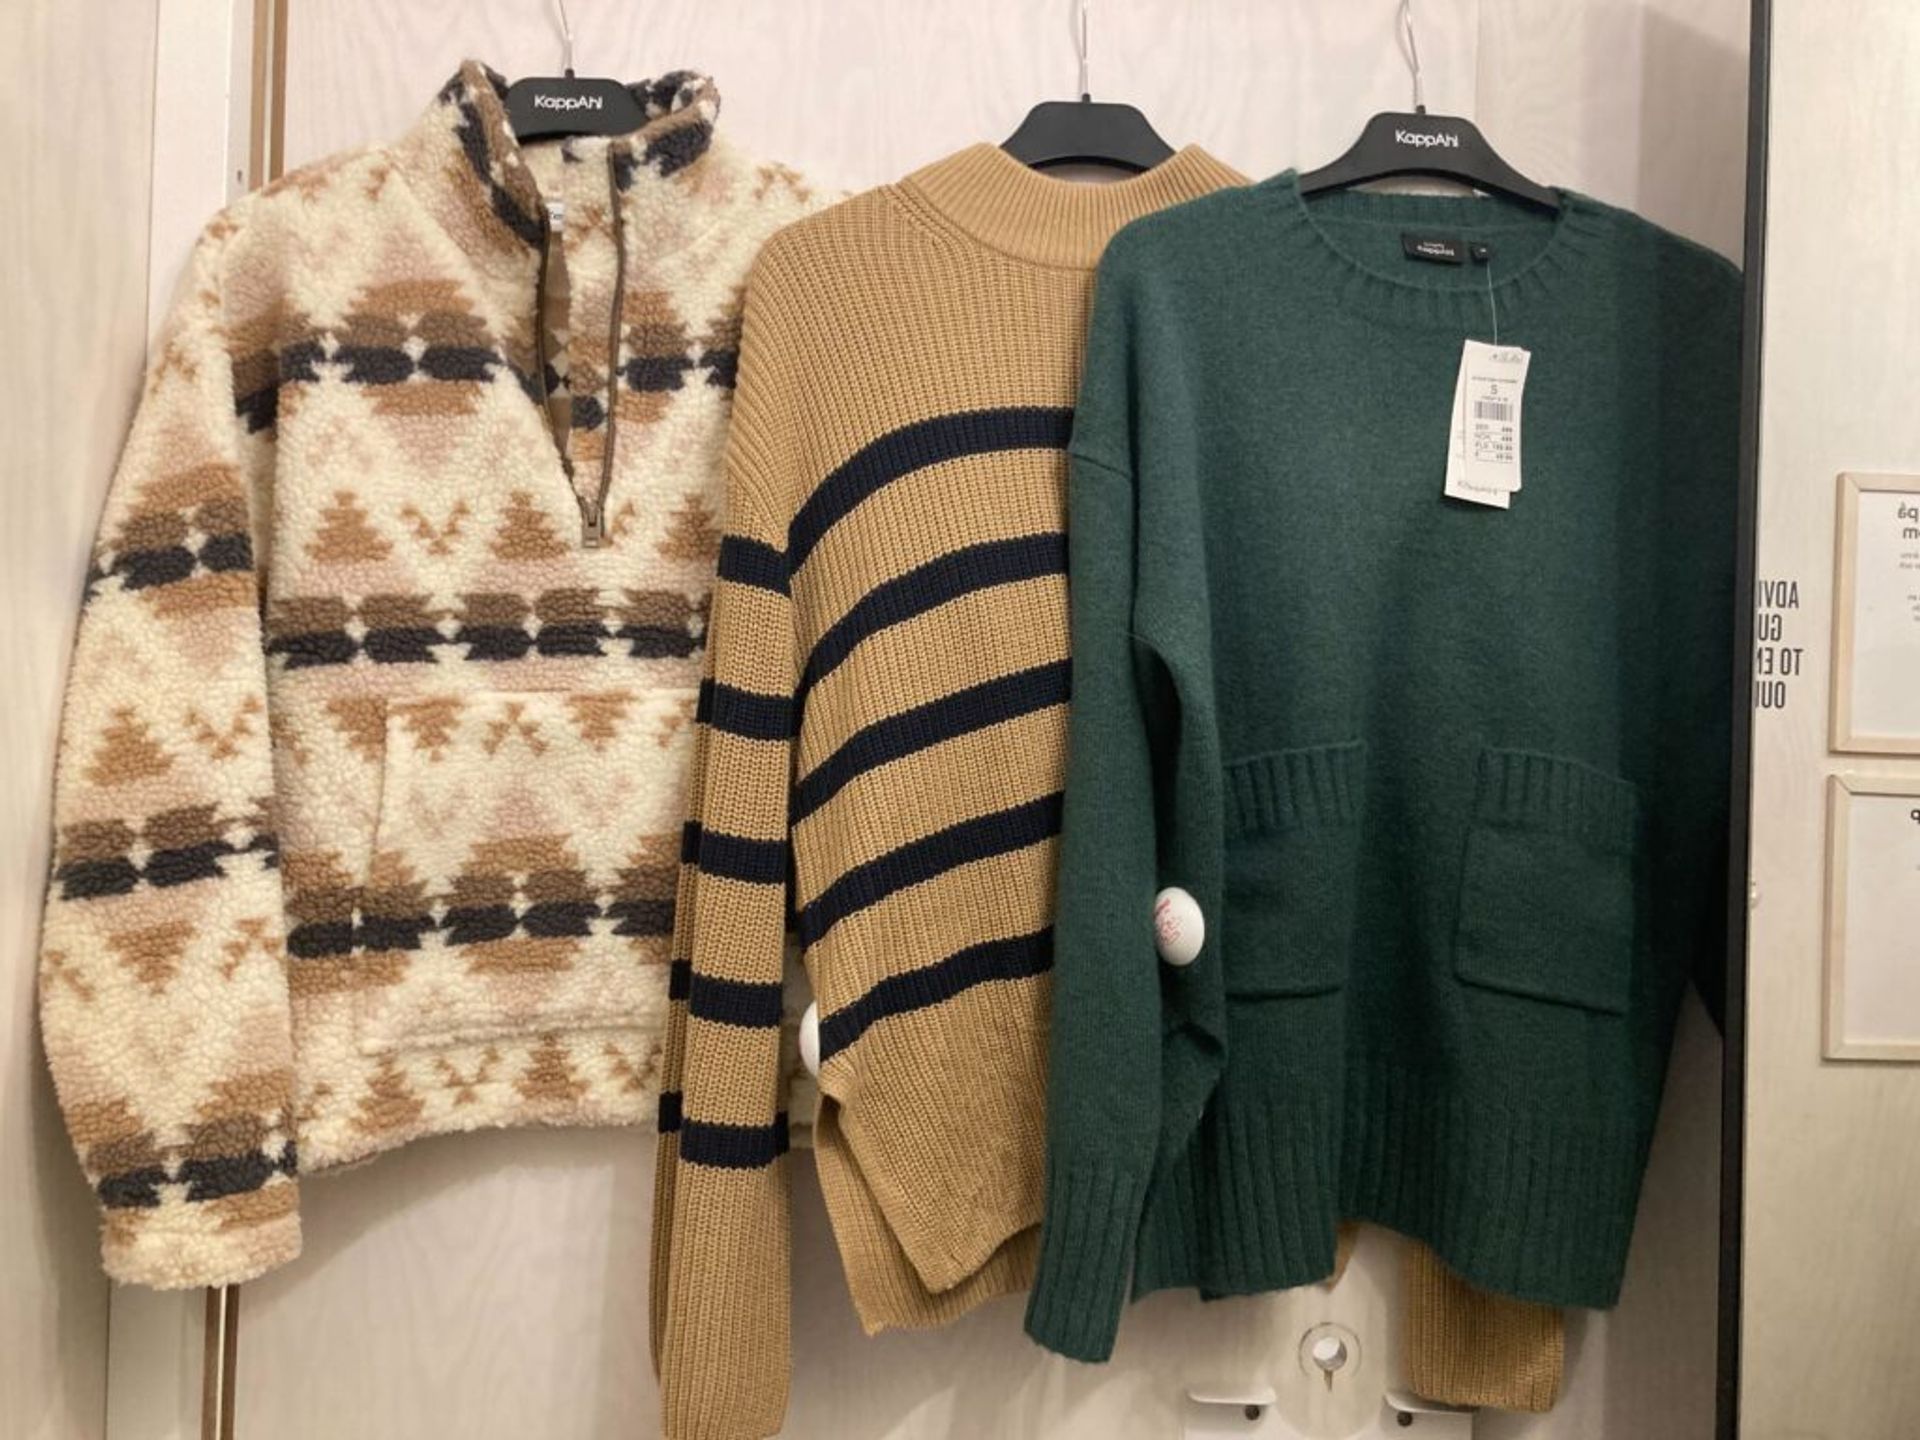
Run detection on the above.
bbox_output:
[1404,1244,1565,1413]
[1030,172,1740,1359]
[651,143,1246,1438]
[38,59,821,1291]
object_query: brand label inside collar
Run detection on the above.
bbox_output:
[1402,232,1465,266]
[1395,127,1461,149]
[533,92,605,112]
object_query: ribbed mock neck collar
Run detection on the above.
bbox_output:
[895,143,1247,270]
[392,60,726,276]
[1257,170,1614,328]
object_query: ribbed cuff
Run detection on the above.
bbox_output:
[1023,1156,1144,1362]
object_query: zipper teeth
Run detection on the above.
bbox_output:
[596,144,626,532]
[533,209,571,478]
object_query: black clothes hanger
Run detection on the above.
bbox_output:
[1298,1,1560,213]
[1001,0,1176,174]
[503,0,647,141]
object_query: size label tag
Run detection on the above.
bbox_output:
[1444,340,1531,508]
[546,198,567,232]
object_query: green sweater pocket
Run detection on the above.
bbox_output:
[1221,741,1367,998]
[1453,747,1642,1024]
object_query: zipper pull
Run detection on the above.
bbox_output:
[580,499,608,548]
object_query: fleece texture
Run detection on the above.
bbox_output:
[1028,173,1740,1360]
[648,142,1247,1440]
[38,59,822,1289]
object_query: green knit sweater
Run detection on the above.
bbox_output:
[1025,173,1741,1361]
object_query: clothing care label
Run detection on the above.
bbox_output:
[1444,339,1532,509]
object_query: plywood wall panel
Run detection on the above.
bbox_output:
[276,0,1484,191]
[0,3,162,1438]
[1740,4,1920,1436]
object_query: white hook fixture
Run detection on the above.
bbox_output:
[1399,0,1426,114]
[1180,1378,1478,1438]
[555,0,577,76]
[1076,0,1092,99]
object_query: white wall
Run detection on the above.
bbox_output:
[92,3,1752,1437]
[0,3,162,1438]
[1741,3,1920,1437]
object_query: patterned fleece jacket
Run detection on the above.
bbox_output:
[38,60,822,1288]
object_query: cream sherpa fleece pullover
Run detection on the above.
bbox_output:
[39,60,821,1288]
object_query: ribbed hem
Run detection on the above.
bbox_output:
[1342,1056,1650,1307]
[818,969,1048,1295]
[1132,1085,1340,1299]
[1023,1155,1145,1361]
[894,143,1248,270]
[1404,1242,1565,1414]
[1254,169,1615,330]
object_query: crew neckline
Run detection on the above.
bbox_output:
[894,142,1247,271]
[1257,169,1614,328]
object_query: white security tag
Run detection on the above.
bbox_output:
[1154,887,1205,967]
[1444,339,1531,507]
[798,1002,820,1077]
[546,198,566,232]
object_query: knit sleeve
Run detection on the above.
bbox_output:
[656,255,799,1440]
[1025,237,1227,1361]
[648,632,716,1374]
[38,215,300,1288]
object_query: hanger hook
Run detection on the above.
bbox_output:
[1400,0,1425,113]
[1076,0,1091,101]
[555,0,577,78]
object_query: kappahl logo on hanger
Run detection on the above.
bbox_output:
[533,92,606,112]
[1395,128,1461,149]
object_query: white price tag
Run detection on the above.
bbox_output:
[1443,340,1532,508]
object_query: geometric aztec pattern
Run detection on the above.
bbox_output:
[38,57,824,1289]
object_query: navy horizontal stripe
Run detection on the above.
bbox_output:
[787,407,1073,574]
[716,535,789,595]
[797,532,1067,711]
[680,820,702,864]
[657,1089,682,1133]
[820,928,1054,1061]
[796,791,1064,949]
[700,678,793,742]
[667,958,692,1001]
[679,1115,790,1169]
[792,659,1071,825]
[694,825,789,887]
[688,972,785,1029]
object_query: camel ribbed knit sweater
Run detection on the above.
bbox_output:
[649,142,1245,1438]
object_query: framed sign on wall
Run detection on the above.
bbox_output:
[1831,472,1920,753]
[1823,773,1920,1061]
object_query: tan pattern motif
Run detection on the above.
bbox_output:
[39,58,824,1290]
[352,688,692,1053]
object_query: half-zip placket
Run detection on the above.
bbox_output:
[530,144,628,550]
[585,144,628,549]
